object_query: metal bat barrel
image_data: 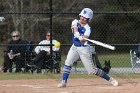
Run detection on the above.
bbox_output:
[84,38,116,50]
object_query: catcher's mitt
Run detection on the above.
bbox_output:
[102,60,111,74]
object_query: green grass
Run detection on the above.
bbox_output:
[0,48,131,68]
[0,73,140,80]
[61,52,132,68]
[98,53,131,67]
[0,73,59,80]
[0,50,134,80]
[0,73,97,80]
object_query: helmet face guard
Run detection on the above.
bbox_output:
[79,8,93,21]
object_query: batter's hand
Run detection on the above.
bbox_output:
[78,35,84,41]
[74,31,80,38]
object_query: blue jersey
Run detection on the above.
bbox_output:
[71,19,92,46]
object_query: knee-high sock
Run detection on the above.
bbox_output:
[62,65,71,83]
[95,68,110,81]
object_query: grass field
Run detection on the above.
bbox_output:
[0,48,134,80]
[61,52,132,68]
[98,53,131,67]
[0,72,140,80]
[0,46,131,67]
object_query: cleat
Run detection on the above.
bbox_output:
[57,80,67,88]
[109,77,118,86]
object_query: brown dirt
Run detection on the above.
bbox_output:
[0,78,139,93]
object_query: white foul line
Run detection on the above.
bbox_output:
[0,84,45,89]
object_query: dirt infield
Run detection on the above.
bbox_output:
[0,78,139,93]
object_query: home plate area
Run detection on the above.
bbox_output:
[0,78,139,93]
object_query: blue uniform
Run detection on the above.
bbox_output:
[72,19,91,46]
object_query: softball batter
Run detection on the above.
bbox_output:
[57,8,118,88]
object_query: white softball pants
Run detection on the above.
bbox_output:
[65,44,96,74]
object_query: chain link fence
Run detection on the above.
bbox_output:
[0,0,140,76]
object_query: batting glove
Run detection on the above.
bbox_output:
[78,35,84,41]
[74,31,80,38]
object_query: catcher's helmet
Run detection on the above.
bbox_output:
[79,8,93,21]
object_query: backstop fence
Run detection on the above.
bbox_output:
[0,0,140,75]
